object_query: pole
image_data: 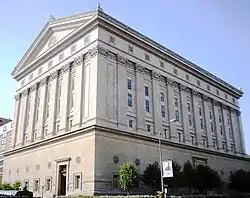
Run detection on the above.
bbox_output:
[159,133,164,193]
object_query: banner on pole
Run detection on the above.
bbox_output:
[162,160,173,178]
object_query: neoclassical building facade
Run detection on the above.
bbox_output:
[3,5,250,196]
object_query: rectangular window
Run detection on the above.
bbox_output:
[145,86,149,96]
[191,136,195,145]
[45,177,51,191]
[199,107,202,116]
[74,174,81,189]
[112,174,120,188]
[175,109,180,122]
[200,118,203,130]
[161,105,165,118]
[187,102,191,112]
[188,114,192,126]
[210,121,213,132]
[128,120,133,128]
[127,79,132,90]
[174,97,178,107]
[34,179,39,192]
[145,99,150,113]
[127,93,132,107]
[160,92,164,102]
[178,133,181,142]
[146,124,151,132]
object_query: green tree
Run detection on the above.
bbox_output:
[142,162,161,191]
[183,160,196,193]
[194,165,221,194]
[12,181,21,190]
[119,162,139,194]
[229,169,250,193]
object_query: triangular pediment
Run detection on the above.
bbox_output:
[12,11,97,78]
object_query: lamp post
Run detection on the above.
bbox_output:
[159,118,176,193]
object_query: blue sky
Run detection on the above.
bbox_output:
[0,0,249,153]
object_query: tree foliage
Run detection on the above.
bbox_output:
[142,161,161,191]
[0,181,21,190]
[119,162,139,194]
[229,169,250,193]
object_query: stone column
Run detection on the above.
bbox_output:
[135,64,146,133]
[73,55,84,128]
[180,85,190,143]
[192,91,202,146]
[203,96,213,148]
[213,100,223,150]
[152,71,162,136]
[12,94,21,149]
[27,85,37,143]
[117,55,129,131]
[236,111,246,155]
[166,78,177,141]
[37,77,47,140]
[222,105,231,152]
[47,71,58,137]
[60,63,71,132]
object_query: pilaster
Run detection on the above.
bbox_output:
[117,55,129,131]
[135,64,146,133]
[47,71,58,137]
[152,71,162,136]
[60,63,71,132]
[192,90,202,147]
[203,96,213,148]
[180,85,190,143]
[73,55,84,128]
[222,105,231,152]
[166,78,177,141]
[213,100,223,150]
[236,111,246,155]
[12,94,21,149]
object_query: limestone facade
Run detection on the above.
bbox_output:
[3,7,249,197]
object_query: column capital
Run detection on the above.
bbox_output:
[203,95,211,102]
[40,77,47,87]
[135,64,145,74]
[15,93,21,101]
[193,90,202,98]
[22,89,29,97]
[166,78,175,87]
[213,100,220,107]
[125,60,135,70]
[50,70,58,81]
[222,104,228,110]
[117,55,127,65]
[73,54,84,66]
[152,71,161,80]
[236,110,241,116]
[62,63,71,74]
[30,84,37,92]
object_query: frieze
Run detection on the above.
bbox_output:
[152,71,160,80]
[117,55,127,65]
[135,64,145,74]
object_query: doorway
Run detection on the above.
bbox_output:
[58,165,67,196]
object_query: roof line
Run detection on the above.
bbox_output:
[97,10,243,96]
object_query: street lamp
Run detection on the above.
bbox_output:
[159,118,177,193]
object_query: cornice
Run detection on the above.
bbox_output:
[4,125,249,162]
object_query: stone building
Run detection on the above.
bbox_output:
[0,121,13,184]
[3,5,250,196]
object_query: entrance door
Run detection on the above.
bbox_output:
[58,165,67,196]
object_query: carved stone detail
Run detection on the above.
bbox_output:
[50,70,58,81]
[36,164,40,171]
[62,63,71,74]
[222,104,228,110]
[22,89,28,97]
[107,51,117,61]
[97,46,107,56]
[152,71,160,80]
[15,94,21,100]
[180,84,187,92]
[236,110,241,116]
[203,95,210,102]
[40,77,47,86]
[76,156,81,164]
[159,75,166,83]
[48,162,52,169]
[26,166,29,172]
[135,64,145,74]
[74,54,84,66]
[117,55,127,65]
[193,90,202,98]
[30,84,37,92]
[88,47,98,58]
[166,78,174,87]
[125,61,135,70]
[144,68,151,77]
[213,100,220,107]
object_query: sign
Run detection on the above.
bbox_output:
[162,160,173,178]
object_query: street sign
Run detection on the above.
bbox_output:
[162,160,173,178]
